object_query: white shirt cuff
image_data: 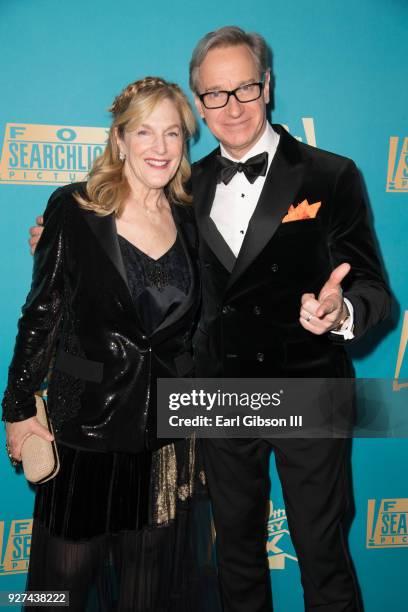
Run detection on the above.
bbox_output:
[331,297,355,340]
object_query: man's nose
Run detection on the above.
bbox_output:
[225,93,243,117]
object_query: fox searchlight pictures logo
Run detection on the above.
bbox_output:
[0,519,32,575]
[367,499,408,548]
[0,123,107,186]
[386,136,408,193]
[394,310,408,392]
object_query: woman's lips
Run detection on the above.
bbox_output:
[145,158,170,168]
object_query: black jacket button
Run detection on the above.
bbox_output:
[253,306,261,315]
[270,263,279,272]
[256,352,264,362]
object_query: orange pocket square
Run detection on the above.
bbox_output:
[282,199,321,223]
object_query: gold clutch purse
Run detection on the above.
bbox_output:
[21,395,60,484]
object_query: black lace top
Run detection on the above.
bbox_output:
[118,234,190,336]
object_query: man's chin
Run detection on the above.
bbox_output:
[221,138,254,158]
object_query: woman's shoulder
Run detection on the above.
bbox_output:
[47,181,87,206]
[43,182,88,222]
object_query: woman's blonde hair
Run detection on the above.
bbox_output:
[75,77,196,216]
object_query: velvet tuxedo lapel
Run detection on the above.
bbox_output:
[81,208,147,330]
[227,125,305,291]
[83,205,198,340]
[83,210,130,291]
[193,126,306,284]
[193,148,236,272]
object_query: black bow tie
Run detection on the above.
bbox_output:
[215,151,269,185]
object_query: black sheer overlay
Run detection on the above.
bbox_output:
[27,440,220,611]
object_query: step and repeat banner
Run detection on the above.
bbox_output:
[0,1,407,610]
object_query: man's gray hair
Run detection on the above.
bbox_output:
[189,26,270,94]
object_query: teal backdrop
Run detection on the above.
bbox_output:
[0,0,407,610]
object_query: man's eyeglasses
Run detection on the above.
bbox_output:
[198,79,265,109]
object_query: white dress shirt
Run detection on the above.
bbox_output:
[210,121,354,338]
[210,122,279,257]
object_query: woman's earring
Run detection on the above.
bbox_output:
[119,151,125,161]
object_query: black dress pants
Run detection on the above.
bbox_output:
[203,437,361,612]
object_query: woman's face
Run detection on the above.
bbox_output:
[117,98,184,192]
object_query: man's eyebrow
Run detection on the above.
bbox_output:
[203,78,259,92]
[202,84,224,92]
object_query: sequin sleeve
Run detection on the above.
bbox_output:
[2,188,66,422]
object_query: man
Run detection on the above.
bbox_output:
[187,26,390,612]
[29,26,390,612]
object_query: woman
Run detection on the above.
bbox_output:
[2,77,220,611]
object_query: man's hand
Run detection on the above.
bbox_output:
[299,263,351,335]
[29,215,44,254]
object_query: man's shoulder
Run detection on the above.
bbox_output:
[300,140,355,168]
[190,126,357,176]
[279,126,356,172]
[172,202,198,247]
[191,147,220,176]
[172,201,195,223]
[304,144,359,184]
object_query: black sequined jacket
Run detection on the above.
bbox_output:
[2,183,200,453]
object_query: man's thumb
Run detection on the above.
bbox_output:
[328,262,351,287]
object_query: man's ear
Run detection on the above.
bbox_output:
[194,95,205,119]
[263,70,271,105]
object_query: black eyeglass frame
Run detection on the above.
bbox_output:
[198,77,266,109]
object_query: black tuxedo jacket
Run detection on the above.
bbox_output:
[2,183,200,453]
[191,124,391,378]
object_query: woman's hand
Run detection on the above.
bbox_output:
[6,417,54,462]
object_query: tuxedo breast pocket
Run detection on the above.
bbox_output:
[266,222,329,287]
[274,220,326,260]
[275,218,322,238]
